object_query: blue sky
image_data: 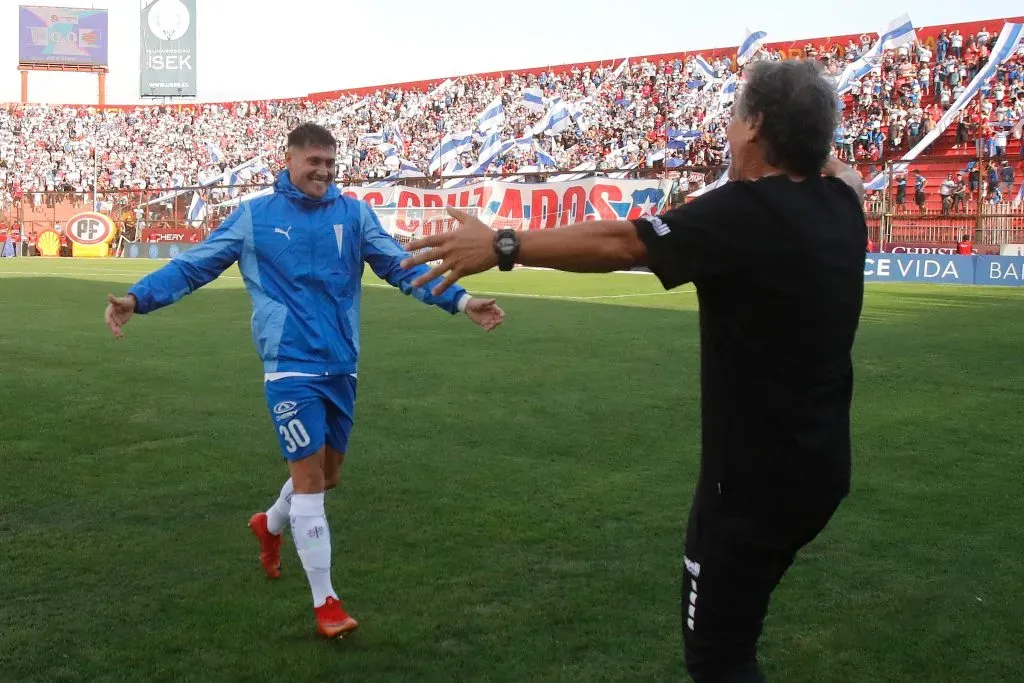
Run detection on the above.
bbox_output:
[1,0,1010,105]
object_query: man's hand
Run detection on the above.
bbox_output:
[105,293,137,339]
[822,157,851,178]
[823,156,866,202]
[400,208,498,296]
[464,297,504,332]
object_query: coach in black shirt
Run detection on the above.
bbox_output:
[402,60,867,683]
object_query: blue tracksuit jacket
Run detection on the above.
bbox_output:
[128,170,468,376]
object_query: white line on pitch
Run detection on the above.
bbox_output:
[360,282,688,301]
[1,268,687,302]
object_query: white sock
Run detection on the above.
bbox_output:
[290,492,337,608]
[266,478,294,536]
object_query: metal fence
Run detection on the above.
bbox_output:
[856,156,1024,248]
[864,203,1024,248]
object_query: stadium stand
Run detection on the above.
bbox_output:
[0,15,1022,239]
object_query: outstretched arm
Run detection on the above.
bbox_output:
[502,219,647,273]
[358,201,472,314]
[105,205,247,338]
[400,209,650,295]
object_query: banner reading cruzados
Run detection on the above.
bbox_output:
[864,254,1024,286]
[19,5,108,66]
[140,0,197,97]
[341,177,673,235]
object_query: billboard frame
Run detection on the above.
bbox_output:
[17,63,109,106]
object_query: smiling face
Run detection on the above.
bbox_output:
[285,144,336,199]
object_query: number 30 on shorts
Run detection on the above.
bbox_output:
[279,418,311,453]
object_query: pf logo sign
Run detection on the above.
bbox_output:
[66,212,115,245]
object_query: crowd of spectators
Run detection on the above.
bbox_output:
[833,27,1024,168]
[0,22,1022,216]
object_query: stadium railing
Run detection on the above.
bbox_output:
[7,158,1022,252]
[7,165,713,235]
[852,157,1024,251]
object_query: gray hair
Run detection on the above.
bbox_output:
[735,61,839,177]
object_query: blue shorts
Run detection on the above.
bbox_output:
[264,374,357,461]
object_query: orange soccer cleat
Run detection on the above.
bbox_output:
[315,596,359,639]
[248,512,283,579]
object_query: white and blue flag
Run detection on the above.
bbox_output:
[187,191,207,227]
[864,173,889,192]
[388,122,405,150]
[533,98,572,136]
[221,168,243,198]
[359,131,385,146]
[479,136,516,167]
[737,29,767,65]
[477,131,505,165]
[836,14,917,95]
[476,96,506,133]
[399,158,424,177]
[569,101,590,132]
[427,131,474,174]
[877,12,917,51]
[721,74,739,101]
[513,133,534,150]
[533,142,557,168]
[693,55,718,81]
[522,87,545,112]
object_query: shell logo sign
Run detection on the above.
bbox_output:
[66,212,116,257]
[35,230,62,257]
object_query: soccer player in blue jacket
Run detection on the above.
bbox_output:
[104,123,504,638]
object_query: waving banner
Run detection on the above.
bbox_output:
[340,177,673,234]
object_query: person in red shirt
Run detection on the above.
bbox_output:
[956,234,973,255]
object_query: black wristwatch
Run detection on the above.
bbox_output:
[493,228,520,272]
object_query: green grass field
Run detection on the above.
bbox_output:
[1,259,1022,683]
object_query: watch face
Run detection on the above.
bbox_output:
[498,235,516,252]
